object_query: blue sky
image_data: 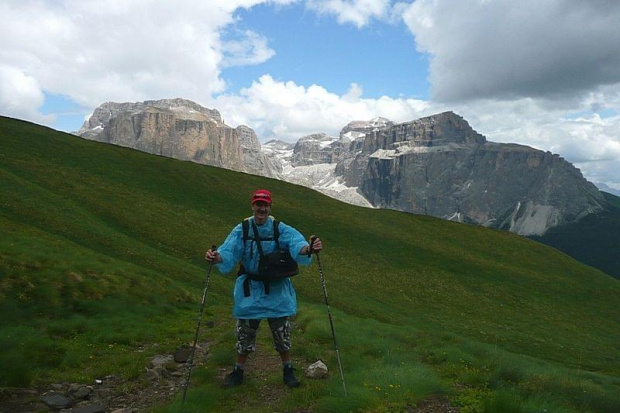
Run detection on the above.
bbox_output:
[1,0,620,188]
[223,3,430,99]
[40,93,86,132]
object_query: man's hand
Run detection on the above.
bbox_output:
[205,248,222,264]
[301,236,322,256]
[310,236,322,253]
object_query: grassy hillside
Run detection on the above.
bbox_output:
[604,191,620,208]
[1,116,619,412]
[531,192,620,280]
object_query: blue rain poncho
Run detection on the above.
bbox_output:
[215,216,311,319]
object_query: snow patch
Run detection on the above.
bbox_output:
[261,139,373,208]
[276,162,373,208]
[342,131,366,140]
[319,138,337,149]
[446,212,463,222]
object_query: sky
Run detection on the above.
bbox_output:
[1,0,620,189]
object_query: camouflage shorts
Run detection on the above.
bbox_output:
[235,317,292,354]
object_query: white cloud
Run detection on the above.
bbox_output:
[343,83,363,102]
[446,92,620,187]
[402,0,620,103]
[213,74,433,141]
[0,64,53,124]
[1,0,619,188]
[221,30,276,67]
[397,0,620,187]
[212,75,620,188]
[0,0,292,125]
[306,0,393,28]
[550,114,620,186]
[552,115,620,163]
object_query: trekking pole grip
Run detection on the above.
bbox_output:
[208,245,217,264]
[308,236,318,257]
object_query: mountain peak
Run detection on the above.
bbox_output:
[78,98,222,137]
[397,111,486,145]
[340,117,394,139]
[76,98,282,178]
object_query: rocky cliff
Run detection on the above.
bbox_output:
[291,133,338,166]
[336,112,606,235]
[77,99,277,177]
[236,125,281,177]
[274,112,606,235]
[78,100,607,236]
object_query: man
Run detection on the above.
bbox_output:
[205,189,322,388]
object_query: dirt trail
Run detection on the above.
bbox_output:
[0,342,459,412]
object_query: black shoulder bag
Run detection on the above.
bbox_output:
[250,220,299,281]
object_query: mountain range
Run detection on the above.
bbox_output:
[76,99,619,278]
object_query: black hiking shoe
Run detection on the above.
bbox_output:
[283,365,300,388]
[223,368,244,388]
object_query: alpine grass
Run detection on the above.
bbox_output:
[1,116,619,412]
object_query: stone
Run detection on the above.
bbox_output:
[145,368,161,382]
[305,360,328,379]
[70,385,92,400]
[40,393,73,409]
[75,404,106,413]
[174,346,193,363]
[149,354,174,369]
[157,366,172,378]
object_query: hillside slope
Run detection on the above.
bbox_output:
[530,192,620,280]
[1,116,618,412]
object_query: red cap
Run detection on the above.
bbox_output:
[251,189,272,205]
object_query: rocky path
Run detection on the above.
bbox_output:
[0,342,209,413]
[1,341,458,412]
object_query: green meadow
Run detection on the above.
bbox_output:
[1,116,619,412]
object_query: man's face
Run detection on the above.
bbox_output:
[252,201,271,224]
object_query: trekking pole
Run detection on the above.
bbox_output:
[310,237,347,397]
[182,244,216,406]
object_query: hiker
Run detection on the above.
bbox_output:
[205,189,322,388]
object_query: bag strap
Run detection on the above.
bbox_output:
[238,220,250,277]
[242,218,278,242]
[250,221,265,257]
[273,220,281,249]
[242,219,249,241]
[249,219,281,254]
